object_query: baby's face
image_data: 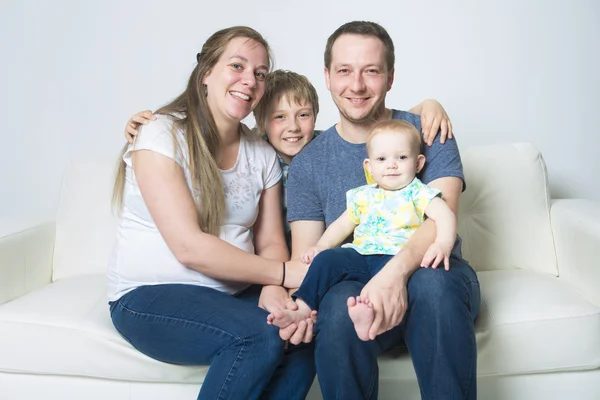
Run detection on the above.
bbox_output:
[365,130,420,190]
[265,95,315,162]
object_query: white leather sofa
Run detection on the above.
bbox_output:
[1,143,599,400]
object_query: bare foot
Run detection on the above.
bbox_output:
[267,299,312,329]
[347,296,375,341]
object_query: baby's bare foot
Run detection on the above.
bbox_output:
[267,299,312,329]
[347,296,374,341]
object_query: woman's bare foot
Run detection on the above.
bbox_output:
[347,296,375,341]
[267,299,312,329]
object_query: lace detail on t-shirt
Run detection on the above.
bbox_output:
[223,157,260,211]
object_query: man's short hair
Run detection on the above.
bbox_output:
[253,69,319,134]
[324,21,395,72]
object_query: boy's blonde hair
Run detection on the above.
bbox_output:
[366,120,422,157]
[253,70,319,134]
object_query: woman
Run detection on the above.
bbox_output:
[107,26,313,400]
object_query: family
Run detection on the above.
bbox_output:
[107,21,481,400]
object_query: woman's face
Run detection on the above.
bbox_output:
[266,95,315,163]
[203,37,269,125]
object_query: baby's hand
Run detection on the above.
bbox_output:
[301,246,325,264]
[421,241,453,271]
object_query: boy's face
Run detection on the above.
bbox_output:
[364,130,425,190]
[325,34,394,125]
[266,95,316,162]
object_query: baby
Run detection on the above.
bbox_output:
[267,119,457,340]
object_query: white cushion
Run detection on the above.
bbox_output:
[53,158,118,281]
[378,269,600,379]
[1,272,598,382]
[0,275,208,383]
[458,143,558,275]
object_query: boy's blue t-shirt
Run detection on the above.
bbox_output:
[286,110,466,254]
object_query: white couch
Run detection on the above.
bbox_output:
[1,143,599,400]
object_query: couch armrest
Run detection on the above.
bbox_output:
[551,199,600,306]
[0,222,55,305]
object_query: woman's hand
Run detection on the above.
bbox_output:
[283,259,309,289]
[258,285,297,313]
[124,110,156,143]
[278,311,318,344]
[410,99,454,146]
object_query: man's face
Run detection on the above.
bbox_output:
[325,34,394,126]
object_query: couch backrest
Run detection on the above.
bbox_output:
[457,143,557,275]
[53,157,118,281]
[51,143,558,281]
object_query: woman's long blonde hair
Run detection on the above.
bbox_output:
[112,26,272,236]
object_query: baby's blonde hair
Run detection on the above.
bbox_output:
[366,119,422,157]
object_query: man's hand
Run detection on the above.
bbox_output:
[360,268,408,340]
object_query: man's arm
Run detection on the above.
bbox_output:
[290,220,326,259]
[361,176,463,339]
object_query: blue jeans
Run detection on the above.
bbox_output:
[311,252,481,400]
[109,284,315,400]
[293,248,391,311]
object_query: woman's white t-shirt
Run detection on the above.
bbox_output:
[106,115,282,301]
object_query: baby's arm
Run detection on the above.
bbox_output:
[301,210,357,264]
[420,197,457,270]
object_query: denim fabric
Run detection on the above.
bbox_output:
[312,255,481,400]
[109,284,315,400]
[292,247,392,311]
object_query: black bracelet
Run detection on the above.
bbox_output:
[281,262,286,286]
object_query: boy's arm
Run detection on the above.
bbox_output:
[407,99,453,146]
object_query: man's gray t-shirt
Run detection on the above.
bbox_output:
[286,109,465,254]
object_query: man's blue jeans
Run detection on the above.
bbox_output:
[109,284,315,400]
[310,249,481,400]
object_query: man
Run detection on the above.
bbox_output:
[283,21,481,399]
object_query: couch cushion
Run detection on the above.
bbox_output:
[0,272,598,382]
[53,158,118,281]
[458,143,558,275]
[379,269,600,380]
[0,275,208,383]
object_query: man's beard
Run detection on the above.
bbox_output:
[338,96,387,126]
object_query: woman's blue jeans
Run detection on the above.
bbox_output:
[109,284,315,400]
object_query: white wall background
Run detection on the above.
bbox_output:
[1,0,599,231]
